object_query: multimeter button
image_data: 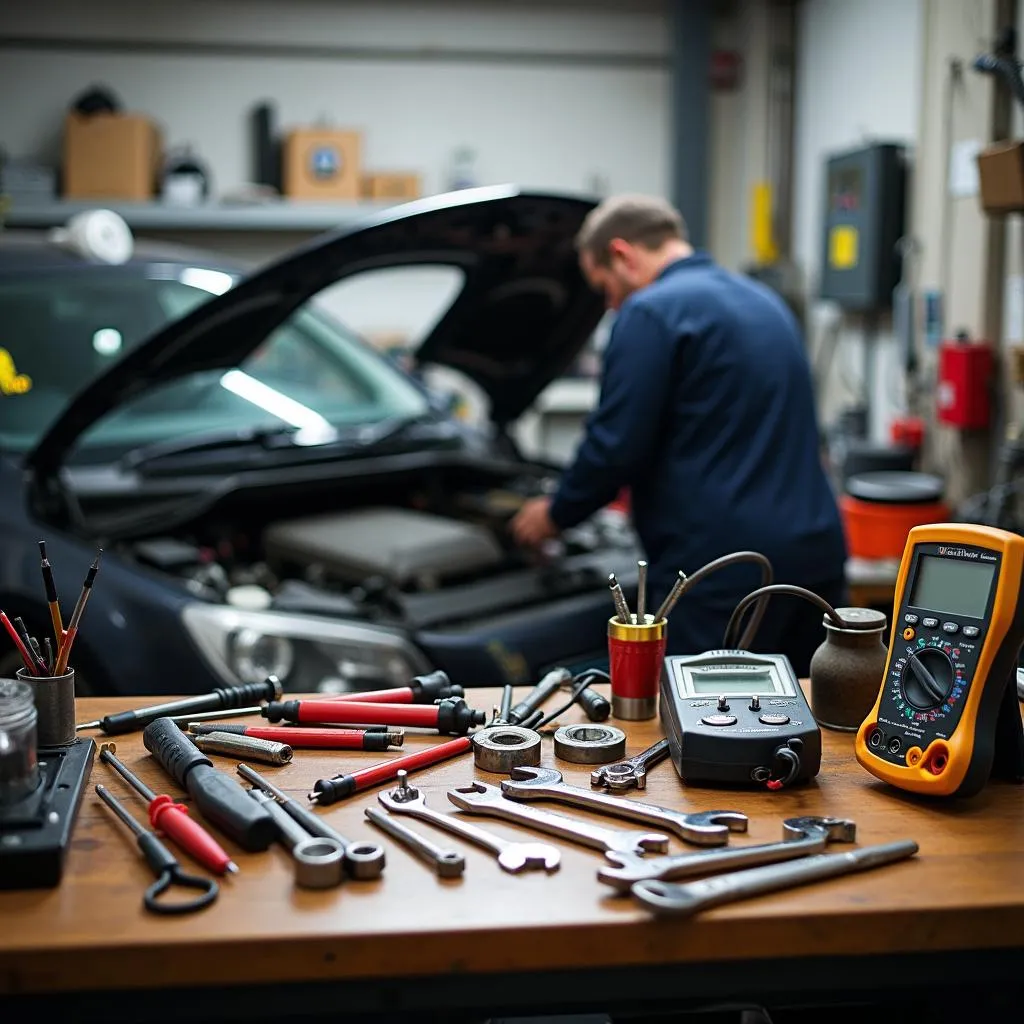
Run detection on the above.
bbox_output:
[904,613,919,625]
[962,625,979,637]
[716,697,730,712]
[702,713,737,727]
[942,622,959,634]
[922,617,939,628]
[759,713,790,725]
[902,627,916,640]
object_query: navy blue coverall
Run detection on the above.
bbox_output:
[549,252,848,675]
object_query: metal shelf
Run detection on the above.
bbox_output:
[2,198,393,232]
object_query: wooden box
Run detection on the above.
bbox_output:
[63,112,161,200]
[282,128,361,200]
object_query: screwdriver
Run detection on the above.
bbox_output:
[143,717,277,852]
[320,671,464,705]
[76,677,284,735]
[308,736,473,806]
[99,744,238,876]
[263,695,485,735]
[188,723,404,750]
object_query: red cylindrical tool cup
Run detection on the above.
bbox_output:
[607,616,666,720]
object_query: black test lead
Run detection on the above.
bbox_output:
[608,572,632,624]
[38,539,64,645]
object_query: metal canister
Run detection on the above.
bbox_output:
[18,667,75,747]
[0,678,41,804]
[607,615,667,720]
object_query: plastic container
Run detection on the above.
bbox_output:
[0,677,41,804]
[607,616,667,720]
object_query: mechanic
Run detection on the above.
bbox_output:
[510,194,847,675]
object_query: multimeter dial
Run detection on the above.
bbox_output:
[900,648,955,709]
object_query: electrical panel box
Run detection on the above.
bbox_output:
[819,143,907,311]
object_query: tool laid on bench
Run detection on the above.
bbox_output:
[365,806,466,878]
[591,738,671,792]
[501,766,748,847]
[263,696,485,735]
[597,816,856,893]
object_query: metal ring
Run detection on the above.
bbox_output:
[553,724,627,764]
[473,726,542,774]
[293,837,345,889]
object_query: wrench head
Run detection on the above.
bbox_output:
[782,815,857,843]
[496,842,561,873]
[447,780,506,809]
[377,787,428,813]
[607,830,671,856]
[680,809,749,842]
[502,765,564,794]
[590,763,643,792]
[597,850,656,892]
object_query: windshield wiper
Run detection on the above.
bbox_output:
[118,425,315,472]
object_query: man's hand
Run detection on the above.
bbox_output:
[511,496,560,548]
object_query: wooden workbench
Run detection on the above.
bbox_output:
[2,689,1023,1021]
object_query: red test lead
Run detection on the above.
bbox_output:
[322,670,464,705]
[262,696,486,736]
[308,735,473,806]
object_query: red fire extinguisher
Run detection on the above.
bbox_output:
[937,332,992,430]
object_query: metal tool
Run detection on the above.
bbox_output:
[170,706,263,726]
[238,763,385,879]
[321,671,464,705]
[508,668,572,726]
[264,696,485,735]
[608,572,632,624]
[76,677,283,735]
[309,735,473,806]
[472,725,541,774]
[143,717,276,852]
[189,723,402,750]
[653,569,688,622]
[597,816,857,893]
[379,771,560,874]
[95,784,218,915]
[364,806,465,878]
[248,789,345,889]
[502,766,746,847]
[448,780,669,858]
[99,743,238,876]
[591,738,671,792]
[192,731,292,766]
[636,560,648,622]
[630,839,920,916]
[553,724,626,764]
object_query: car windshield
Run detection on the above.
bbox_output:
[0,261,431,458]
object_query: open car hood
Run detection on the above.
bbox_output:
[26,185,603,483]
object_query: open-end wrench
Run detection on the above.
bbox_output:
[591,738,671,792]
[598,816,857,894]
[364,806,465,878]
[377,771,559,874]
[448,781,669,857]
[502,766,747,847]
[630,839,920,916]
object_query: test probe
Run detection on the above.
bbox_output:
[262,695,485,735]
[188,723,404,750]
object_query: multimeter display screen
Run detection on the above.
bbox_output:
[910,555,995,618]
[690,672,777,694]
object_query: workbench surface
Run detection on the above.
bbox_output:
[2,688,1023,1017]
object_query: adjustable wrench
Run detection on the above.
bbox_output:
[378,772,559,874]
[597,816,857,893]
[630,839,920,916]
[501,766,747,847]
[591,738,671,792]
[448,781,669,857]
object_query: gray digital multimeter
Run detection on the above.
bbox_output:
[659,650,822,788]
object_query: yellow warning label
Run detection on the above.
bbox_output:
[0,348,32,395]
[829,225,859,270]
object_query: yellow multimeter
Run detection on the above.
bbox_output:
[856,523,1024,797]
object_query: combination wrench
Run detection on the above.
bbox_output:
[501,766,747,847]
[630,839,920,916]
[597,816,857,893]
[378,771,560,874]
[591,738,671,792]
[364,806,466,878]
[448,781,670,857]
[248,789,345,888]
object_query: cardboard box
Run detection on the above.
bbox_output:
[63,113,161,200]
[976,140,1024,213]
[361,172,421,201]
[282,128,361,200]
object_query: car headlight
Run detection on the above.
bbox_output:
[181,603,431,692]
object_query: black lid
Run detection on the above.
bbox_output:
[846,471,945,504]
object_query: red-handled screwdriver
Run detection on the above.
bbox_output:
[99,744,238,876]
[308,736,472,805]
[320,670,464,705]
[263,696,486,735]
[187,723,404,751]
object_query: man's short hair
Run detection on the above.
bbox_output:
[575,194,687,264]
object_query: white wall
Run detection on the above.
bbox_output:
[0,0,671,199]
[793,0,923,440]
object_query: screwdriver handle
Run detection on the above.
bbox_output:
[148,795,235,876]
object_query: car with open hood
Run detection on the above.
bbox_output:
[0,186,642,695]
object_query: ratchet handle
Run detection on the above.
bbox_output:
[148,795,234,875]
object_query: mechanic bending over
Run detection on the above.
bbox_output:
[511,194,847,676]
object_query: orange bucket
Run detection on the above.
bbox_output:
[840,494,951,560]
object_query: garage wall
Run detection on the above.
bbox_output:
[0,0,671,199]
[792,0,924,440]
